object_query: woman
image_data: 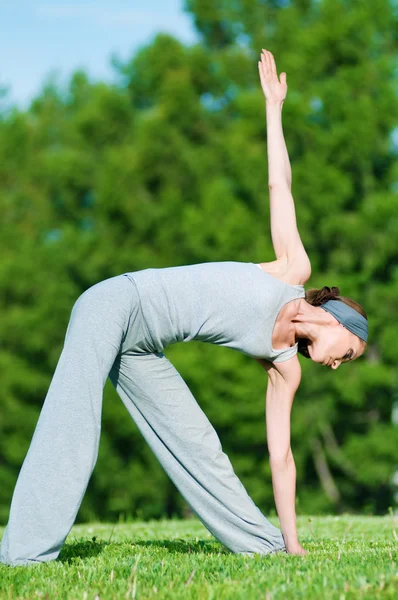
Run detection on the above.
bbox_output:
[0,50,367,566]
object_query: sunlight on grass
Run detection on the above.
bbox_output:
[0,515,397,599]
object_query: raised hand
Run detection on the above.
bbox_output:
[258,49,288,105]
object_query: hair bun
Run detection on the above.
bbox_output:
[320,285,341,296]
[330,286,340,297]
[304,286,366,318]
[306,285,341,306]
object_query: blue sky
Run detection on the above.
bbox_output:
[1,1,199,108]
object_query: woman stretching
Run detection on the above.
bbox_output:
[0,50,368,566]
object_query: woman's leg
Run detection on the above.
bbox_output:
[0,274,136,567]
[109,351,286,555]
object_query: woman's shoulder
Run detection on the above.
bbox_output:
[256,256,310,286]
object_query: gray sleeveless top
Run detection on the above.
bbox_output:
[125,261,305,363]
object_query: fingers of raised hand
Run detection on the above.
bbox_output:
[260,49,277,79]
[260,51,269,77]
[268,50,277,76]
[258,60,267,86]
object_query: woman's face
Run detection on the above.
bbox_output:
[306,323,366,369]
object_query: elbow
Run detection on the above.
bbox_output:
[269,448,294,468]
[269,457,290,473]
[268,180,291,190]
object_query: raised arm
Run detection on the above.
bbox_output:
[266,102,292,188]
[258,50,311,281]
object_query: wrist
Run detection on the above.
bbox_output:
[282,532,299,545]
[265,100,284,110]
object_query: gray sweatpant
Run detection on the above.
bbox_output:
[0,274,286,566]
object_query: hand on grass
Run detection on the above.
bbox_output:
[286,541,308,556]
[258,49,287,105]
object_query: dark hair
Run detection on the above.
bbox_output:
[297,286,368,359]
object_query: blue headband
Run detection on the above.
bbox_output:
[320,300,368,343]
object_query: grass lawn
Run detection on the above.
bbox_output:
[0,515,397,599]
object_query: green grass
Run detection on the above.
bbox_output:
[0,515,397,599]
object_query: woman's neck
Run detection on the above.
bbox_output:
[292,300,334,342]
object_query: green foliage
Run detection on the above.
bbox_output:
[0,517,397,599]
[0,0,397,523]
